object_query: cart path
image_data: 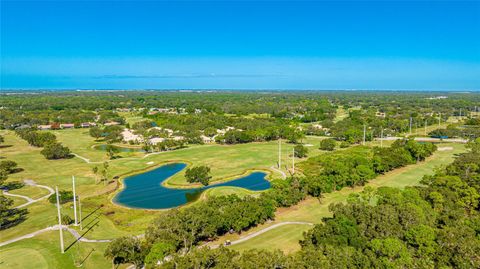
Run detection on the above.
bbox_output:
[2,179,54,208]
[71,153,103,164]
[208,221,313,249]
[270,166,287,179]
[0,225,112,248]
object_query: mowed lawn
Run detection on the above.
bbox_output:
[0,129,324,243]
[0,231,116,269]
[229,223,312,254]
[212,143,466,253]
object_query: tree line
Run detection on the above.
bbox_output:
[156,138,480,268]
[15,129,71,159]
[103,139,438,268]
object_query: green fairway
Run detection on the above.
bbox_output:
[214,143,466,252]
[229,223,312,254]
[8,185,50,200]
[0,231,113,269]
[204,186,259,199]
[0,125,466,265]
[0,129,324,243]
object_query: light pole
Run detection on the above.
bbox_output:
[278,139,281,169]
[55,186,64,254]
[72,176,78,226]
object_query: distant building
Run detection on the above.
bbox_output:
[172,136,184,141]
[375,112,386,118]
[200,135,214,143]
[38,124,52,130]
[104,121,120,126]
[80,122,95,128]
[426,96,448,100]
[121,128,143,143]
[60,123,75,129]
[149,137,165,145]
[16,124,31,130]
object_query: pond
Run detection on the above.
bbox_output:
[113,163,270,209]
[94,144,146,153]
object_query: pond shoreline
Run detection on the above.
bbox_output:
[111,162,271,210]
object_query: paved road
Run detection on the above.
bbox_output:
[0,225,111,248]
[208,221,313,249]
[2,179,54,208]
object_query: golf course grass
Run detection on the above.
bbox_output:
[229,223,312,254]
[0,231,114,269]
[0,124,467,267]
[208,143,465,252]
[0,128,322,244]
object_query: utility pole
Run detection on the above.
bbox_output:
[72,176,78,226]
[278,139,281,169]
[78,195,82,231]
[363,124,366,146]
[56,186,64,254]
[424,119,427,136]
[438,112,441,127]
[292,147,295,174]
[380,129,383,148]
[409,117,412,135]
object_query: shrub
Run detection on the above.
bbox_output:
[41,142,71,159]
[48,190,74,204]
[320,138,336,151]
[294,144,308,158]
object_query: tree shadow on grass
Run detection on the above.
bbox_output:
[1,181,25,190]
[0,145,13,149]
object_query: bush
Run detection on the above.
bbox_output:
[320,138,336,151]
[294,144,308,158]
[0,160,18,174]
[41,142,71,159]
[48,190,74,204]
[340,141,350,148]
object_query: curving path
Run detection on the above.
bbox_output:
[2,179,54,209]
[71,153,102,164]
[209,221,313,249]
[270,166,287,179]
[0,225,111,248]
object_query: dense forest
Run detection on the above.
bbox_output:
[2,91,479,147]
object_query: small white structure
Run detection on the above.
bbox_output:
[172,136,184,141]
[38,124,52,130]
[201,135,214,143]
[122,129,143,143]
[375,112,386,118]
[60,123,75,129]
[104,121,120,126]
[149,137,165,145]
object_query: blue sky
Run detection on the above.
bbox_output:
[1,1,479,90]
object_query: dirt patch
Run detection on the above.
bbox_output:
[437,147,453,151]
